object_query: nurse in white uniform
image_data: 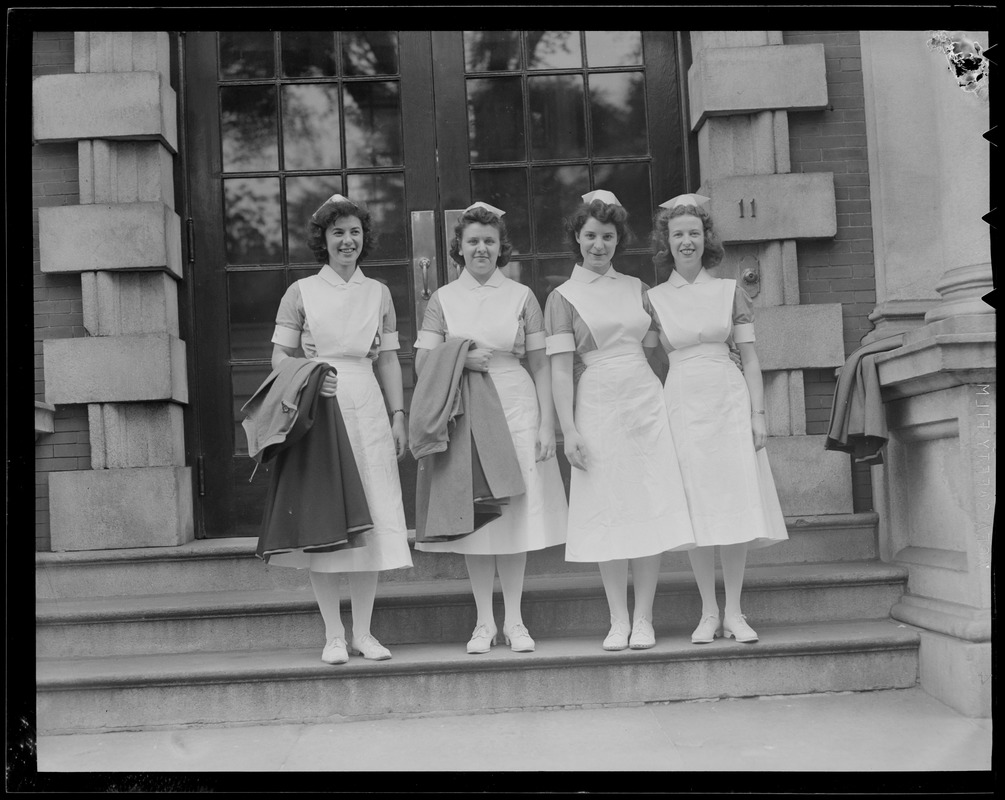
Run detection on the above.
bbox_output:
[545,190,696,652]
[269,194,413,665]
[647,194,788,645]
[414,202,568,655]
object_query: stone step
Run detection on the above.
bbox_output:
[36,561,907,658]
[35,513,880,599]
[35,619,920,734]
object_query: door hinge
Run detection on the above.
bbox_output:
[186,218,195,263]
[197,455,206,496]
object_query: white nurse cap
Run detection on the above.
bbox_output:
[311,193,364,221]
[659,193,711,212]
[464,201,506,217]
[581,189,622,206]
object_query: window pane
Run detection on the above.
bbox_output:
[590,72,647,157]
[526,31,582,69]
[281,31,336,77]
[592,162,653,246]
[539,256,575,307]
[219,32,274,80]
[610,251,657,286]
[342,31,399,76]
[344,81,402,167]
[228,271,288,361]
[529,75,586,160]
[531,164,589,253]
[470,167,530,254]
[285,175,344,263]
[347,172,407,260]
[467,77,525,163]
[221,85,278,172]
[464,30,522,72]
[224,177,283,265]
[360,264,413,352]
[282,84,342,171]
[585,31,643,67]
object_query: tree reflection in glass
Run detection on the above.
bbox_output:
[347,172,407,259]
[219,31,274,80]
[281,31,336,77]
[471,167,530,253]
[221,85,278,173]
[531,164,589,254]
[282,85,342,171]
[529,74,586,160]
[584,31,643,67]
[286,176,344,263]
[467,77,525,163]
[343,81,403,167]
[223,177,283,265]
[526,30,582,69]
[589,72,647,158]
[464,30,522,72]
[592,161,652,244]
[342,31,399,76]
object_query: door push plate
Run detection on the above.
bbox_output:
[411,210,438,321]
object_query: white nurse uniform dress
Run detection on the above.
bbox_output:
[647,267,788,548]
[414,268,568,555]
[544,264,696,562]
[267,265,413,572]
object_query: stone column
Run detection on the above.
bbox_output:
[870,30,992,717]
[688,31,852,515]
[34,32,193,550]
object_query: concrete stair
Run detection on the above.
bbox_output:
[35,512,920,734]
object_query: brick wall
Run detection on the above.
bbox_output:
[34,32,89,551]
[785,30,875,512]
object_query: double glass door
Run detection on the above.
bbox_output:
[184,30,689,537]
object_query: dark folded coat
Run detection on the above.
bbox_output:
[410,338,526,542]
[253,362,373,561]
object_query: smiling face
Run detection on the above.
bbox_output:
[576,216,619,274]
[460,222,501,282]
[325,215,364,270]
[667,214,705,270]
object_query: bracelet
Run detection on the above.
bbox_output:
[752,410,766,415]
[391,409,406,417]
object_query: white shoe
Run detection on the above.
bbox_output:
[603,621,631,651]
[349,633,392,660]
[503,623,536,653]
[722,613,758,643]
[629,618,656,650]
[691,613,722,644]
[467,623,498,654]
[321,637,349,665]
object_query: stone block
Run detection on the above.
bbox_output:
[88,402,186,469]
[79,140,175,207]
[753,303,846,371]
[697,112,778,179]
[689,44,827,130]
[33,71,177,152]
[81,271,180,337]
[39,202,182,278]
[917,631,991,717]
[701,172,837,243]
[765,434,854,515]
[763,370,807,436]
[690,31,773,51]
[35,401,56,439]
[76,32,171,79]
[43,333,188,405]
[49,466,194,551]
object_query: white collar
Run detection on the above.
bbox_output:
[667,267,711,287]
[320,265,366,287]
[570,264,618,284]
[457,267,506,289]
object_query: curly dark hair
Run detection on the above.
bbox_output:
[565,199,635,257]
[651,203,725,270]
[306,197,376,264]
[448,205,513,267]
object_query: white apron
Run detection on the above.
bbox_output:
[415,274,568,555]
[556,271,695,562]
[648,277,787,548]
[268,271,413,572]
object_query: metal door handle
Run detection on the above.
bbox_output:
[419,257,431,299]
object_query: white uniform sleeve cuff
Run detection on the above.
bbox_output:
[414,330,445,350]
[732,323,755,343]
[272,325,301,349]
[642,330,660,348]
[545,333,576,355]
[525,331,547,351]
[378,330,400,351]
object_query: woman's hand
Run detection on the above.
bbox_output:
[391,412,408,461]
[563,429,589,471]
[751,412,767,451]
[464,347,493,372]
[319,370,339,398]
[535,424,556,462]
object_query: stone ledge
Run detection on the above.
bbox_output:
[43,333,188,405]
[689,43,828,130]
[39,202,182,278]
[755,303,846,371]
[33,71,177,152]
[49,465,194,552]
[892,594,990,642]
[702,172,837,243]
[35,401,56,440]
[876,332,996,401]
